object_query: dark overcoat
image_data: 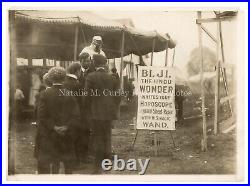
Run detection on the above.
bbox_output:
[84,68,121,121]
[34,85,81,164]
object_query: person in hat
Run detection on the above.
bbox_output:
[63,62,90,165]
[79,36,106,61]
[33,73,52,123]
[84,54,120,173]
[36,67,81,174]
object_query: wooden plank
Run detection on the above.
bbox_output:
[197,11,207,151]
[219,116,236,133]
[222,124,236,134]
[201,25,217,43]
[220,94,235,104]
[196,16,234,24]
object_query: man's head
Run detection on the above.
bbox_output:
[47,67,66,84]
[92,36,103,52]
[66,62,82,78]
[79,52,91,70]
[92,54,107,68]
[43,73,52,87]
[111,68,117,74]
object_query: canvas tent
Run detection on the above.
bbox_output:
[11,10,176,107]
[14,10,176,61]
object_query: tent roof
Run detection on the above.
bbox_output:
[15,10,123,28]
[14,10,176,60]
[113,18,135,28]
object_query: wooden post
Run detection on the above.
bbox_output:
[214,17,221,135]
[172,48,176,67]
[9,10,17,175]
[165,41,169,66]
[197,11,207,151]
[150,38,155,66]
[120,30,125,90]
[73,24,79,61]
[113,58,116,69]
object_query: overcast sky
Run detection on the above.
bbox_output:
[95,11,237,73]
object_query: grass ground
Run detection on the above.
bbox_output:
[9,104,236,175]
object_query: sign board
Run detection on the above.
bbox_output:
[137,66,175,130]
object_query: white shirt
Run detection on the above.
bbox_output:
[79,44,106,59]
[66,74,78,80]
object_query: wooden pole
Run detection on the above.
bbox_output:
[113,58,116,68]
[73,24,79,61]
[172,48,176,67]
[151,37,158,156]
[120,30,125,90]
[150,38,155,66]
[214,16,221,135]
[9,10,17,175]
[165,41,169,66]
[197,11,207,151]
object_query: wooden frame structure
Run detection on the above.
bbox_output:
[196,11,236,151]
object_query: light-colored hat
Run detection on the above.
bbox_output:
[93,36,102,41]
[92,36,103,46]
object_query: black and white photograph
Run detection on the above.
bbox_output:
[3,2,248,183]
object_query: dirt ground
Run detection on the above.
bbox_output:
[9,102,236,175]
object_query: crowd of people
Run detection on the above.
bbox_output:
[34,36,121,174]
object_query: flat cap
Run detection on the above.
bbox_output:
[47,67,66,83]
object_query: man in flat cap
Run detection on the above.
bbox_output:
[37,67,81,174]
[84,54,120,173]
